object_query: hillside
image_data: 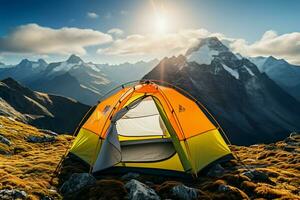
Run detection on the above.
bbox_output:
[0,116,299,199]
[0,78,90,133]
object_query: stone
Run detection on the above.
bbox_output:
[218,184,231,192]
[171,184,198,200]
[26,135,56,143]
[0,189,27,199]
[242,170,274,184]
[206,164,225,177]
[0,134,11,146]
[60,173,96,195]
[125,179,160,200]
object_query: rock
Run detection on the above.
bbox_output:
[171,184,198,200]
[60,173,96,195]
[0,189,27,199]
[121,172,140,181]
[0,134,11,146]
[206,164,225,177]
[242,170,274,184]
[26,135,56,143]
[125,179,160,200]
[39,129,58,136]
[218,184,231,192]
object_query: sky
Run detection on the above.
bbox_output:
[0,0,300,65]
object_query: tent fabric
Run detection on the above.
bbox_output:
[92,124,121,172]
[69,81,232,176]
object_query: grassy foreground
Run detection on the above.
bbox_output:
[0,116,299,199]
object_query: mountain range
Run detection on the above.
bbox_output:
[0,37,300,144]
[0,78,89,133]
[249,56,300,101]
[143,37,300,145]
[0,55,158,105]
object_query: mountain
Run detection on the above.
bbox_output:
[0,58,48,82]
[250,56,300,101]
[143,37,300,145]
[0,78,90,133]
[0,55,157,105]
[1,115,299,199]
[100,59,159,85]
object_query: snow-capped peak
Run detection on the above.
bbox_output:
[186,37,229,65]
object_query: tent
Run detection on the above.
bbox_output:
[69,80,232,177]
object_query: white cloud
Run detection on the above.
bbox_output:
[107,28,124,38]
[97,29,214,58]
[98,28,300,65]
[87,12,99,19]
[230,30,300,64]
[0,23,113,55]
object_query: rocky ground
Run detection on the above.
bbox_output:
[0,116,299,200]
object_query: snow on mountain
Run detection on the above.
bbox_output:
[222,64,239,79]
[250,56,300,101]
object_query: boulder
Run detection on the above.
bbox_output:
[0,134,11,146]
[0,189,27,200]
[125,179,160,200]
[60,173,96,195]
[242,170,274,184]
[206,164,225,177]
[171,184,198,200]
[26,135,56,143]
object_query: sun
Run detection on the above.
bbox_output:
[155,14,168,34]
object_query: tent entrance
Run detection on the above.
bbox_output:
[92,96,177,172]
[116,96,176,163]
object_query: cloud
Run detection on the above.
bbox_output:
[87,12,99,19]
[98,27,300,65]
[230,30,300,64]
[0,23,113,55]
[107,28,124,38]
[97,29,214,57]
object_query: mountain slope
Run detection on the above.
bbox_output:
[143,37,300,145]
[250,56,300,101]
[0,78,90,133]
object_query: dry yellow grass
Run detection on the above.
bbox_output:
[0,116,299,199]
[0,116,73,199]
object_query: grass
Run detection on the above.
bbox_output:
[0,115,299,199]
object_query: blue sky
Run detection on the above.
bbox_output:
[0,0,300,64]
